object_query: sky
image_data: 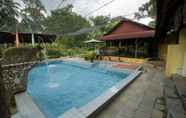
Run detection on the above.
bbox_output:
[16,0,153,25]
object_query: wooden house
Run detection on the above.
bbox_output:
[98,18,155,58]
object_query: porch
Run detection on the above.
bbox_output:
[100,38,156,58]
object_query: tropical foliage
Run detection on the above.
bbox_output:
[89,15,119,39]
[81,51,96,62]
[0,0,19,31]
[0,0,46,32]
[46,47,90,58]
[19,0,46,32]
[43,5,90,34]
[135,0,156,19]
[134,0,156,28]
[0,1,120,58]
[42,5,92,50]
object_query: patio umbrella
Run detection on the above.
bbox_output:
[84,39,104,49]
[84,39,103,43]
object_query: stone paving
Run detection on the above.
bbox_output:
[95,68,165,118]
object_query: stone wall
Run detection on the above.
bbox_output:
[0,47,42,114]
[1,63,36,94]
[0,66,11,118]
[1,47,42,94]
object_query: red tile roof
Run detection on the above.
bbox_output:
[98,18,155,41]
[98,30,155,41]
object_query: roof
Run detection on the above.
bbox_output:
[98,18,155,41]
[99,31,155,41]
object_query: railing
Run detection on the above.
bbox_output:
[1,61,40,68]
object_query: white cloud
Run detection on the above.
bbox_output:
[42,0,150,18]
[16,0,152,24]
[137,17,154,25]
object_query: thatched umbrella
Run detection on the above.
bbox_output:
[84,39,103,43]
[84,39,104,49]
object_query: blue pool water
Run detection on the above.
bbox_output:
[27,61,129,118]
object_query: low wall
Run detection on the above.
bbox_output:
[165,28,186,76]
[1,47,42,94]
[0,47,42,114]
[165,45,185,76]
[1,62,38,94]
[101,56,145,64]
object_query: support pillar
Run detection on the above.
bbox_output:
[15,31,20,48]
[15,24,20,48]
[31,33,35,47]
[135,39,138,58]
[119,41,122,48]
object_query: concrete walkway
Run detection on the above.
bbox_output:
[95,68,165,118]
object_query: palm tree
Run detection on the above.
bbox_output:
[0,0,46,115]
[20,0,46,32]
[19,0,46,46]
[0,0,46,32]
[0,0,19,32]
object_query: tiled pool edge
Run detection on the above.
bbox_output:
[58,70,142,118]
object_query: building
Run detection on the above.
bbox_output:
[0,32,56,45]
[156,0,186,76]
[98,18,155,58]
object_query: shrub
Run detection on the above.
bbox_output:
[82,51,96,62]
[46,49,63,58]
[2,47,42,65]
[45,45,92,58]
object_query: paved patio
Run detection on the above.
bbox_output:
[95,67,165,118]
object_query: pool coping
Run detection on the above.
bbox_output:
[58,70,142,118]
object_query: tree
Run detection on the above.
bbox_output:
[89,15,119,39]
[134,0,156,27]
[19,0,46,32]
[0,0,19,32]
[90,15,111,36]
[90,16,110,26]
[43,5,90,48]
[0,0,45,32]
[43,5,90,34]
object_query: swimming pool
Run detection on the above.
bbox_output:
[27,61,130,118]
